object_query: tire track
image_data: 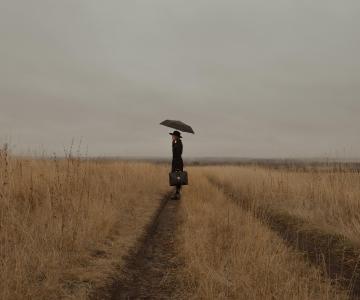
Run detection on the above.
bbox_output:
[96,192,184,300]
[208,176,360,299]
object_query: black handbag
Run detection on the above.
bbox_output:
[169,170,188,186]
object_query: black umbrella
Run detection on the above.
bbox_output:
[160,119,195,134]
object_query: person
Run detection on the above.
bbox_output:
[170,130,183,199]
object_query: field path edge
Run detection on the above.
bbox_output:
[91,191,184,300]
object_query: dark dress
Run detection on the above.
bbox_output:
[172,139,183,172]
[172,139,183,194]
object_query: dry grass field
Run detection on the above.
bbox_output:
[204,165,360,245]
[1,148,360,299]
[0,148,168,299]
[180,167,348,299]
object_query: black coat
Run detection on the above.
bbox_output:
[172,139,183,172]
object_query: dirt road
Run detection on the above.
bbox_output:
[109,197,184,300]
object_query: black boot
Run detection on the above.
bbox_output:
[171,193,179,200]
[171,186,181,200]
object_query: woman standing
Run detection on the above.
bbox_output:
[170,130,183,199]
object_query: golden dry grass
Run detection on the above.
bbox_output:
[1,148,358,299]
[0,149,168,299]
[179,167,348,299]
[203,165,360,245]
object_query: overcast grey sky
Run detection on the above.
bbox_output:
[0,0,359,158]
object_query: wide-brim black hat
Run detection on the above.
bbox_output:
[169,130,183,138]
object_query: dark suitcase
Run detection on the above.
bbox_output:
[169,170,188,186]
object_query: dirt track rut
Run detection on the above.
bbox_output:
[208,177,360,299]
[110,197,183,300]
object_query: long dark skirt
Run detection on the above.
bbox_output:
[172,158,183,172]
[172,158,183,194]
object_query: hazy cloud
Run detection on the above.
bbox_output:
[0,0,359,158]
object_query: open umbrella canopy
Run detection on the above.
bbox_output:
[160,120,195,134]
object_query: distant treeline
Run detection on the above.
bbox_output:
[10,154,360,172]
[88,157,360,172]
[185,159,360,172]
